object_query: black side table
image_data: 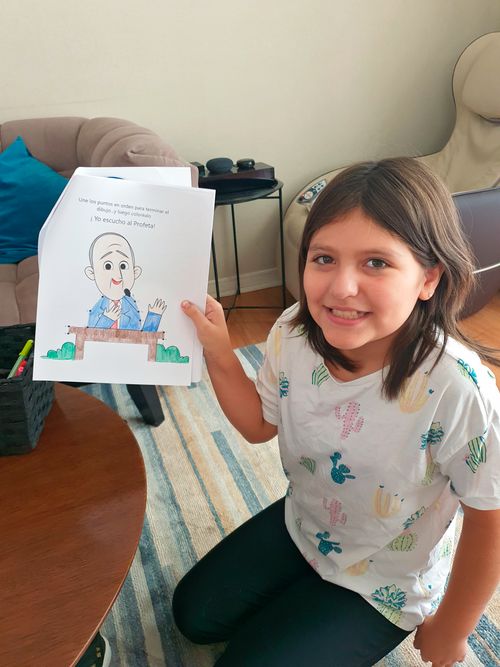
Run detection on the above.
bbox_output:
[210,180,286,311]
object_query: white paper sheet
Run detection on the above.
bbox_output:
[34,169,213,386]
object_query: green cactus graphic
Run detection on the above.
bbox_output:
[375,604,403,624]
[420,422,444,450]
[279,371,289,398]
[465,435,486,473]
[439,538,453,559]
[316,531,342,555]
[299,456,316,474]
[371,584,407,625]
[422,460,437,486]
[387,532,417,552]
[372,584,407,608]
[403,506,426,530]
[420,421,444,484]
[457,359,479,387]
[312,363,330,387]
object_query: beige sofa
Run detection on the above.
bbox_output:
[283,32,500,314]
[0,116,197,326]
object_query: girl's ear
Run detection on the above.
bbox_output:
[419,264,444,301]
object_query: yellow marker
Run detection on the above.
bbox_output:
[7,339,34,379]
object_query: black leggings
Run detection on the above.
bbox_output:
[172,498,410,667]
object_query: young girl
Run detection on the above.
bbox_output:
[173,158,500,667]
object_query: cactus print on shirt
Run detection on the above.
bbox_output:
[255,304,500,631]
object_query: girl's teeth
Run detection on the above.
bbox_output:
[330,309,364,320]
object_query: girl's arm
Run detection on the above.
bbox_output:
[414,504,500,666]
[181,296,277,444]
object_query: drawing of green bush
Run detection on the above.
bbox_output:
[156,344,189,363]
[43,342,76,360]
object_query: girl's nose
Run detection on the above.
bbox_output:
[328,267,359,299]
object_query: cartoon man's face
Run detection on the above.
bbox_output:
[85,233,142,300]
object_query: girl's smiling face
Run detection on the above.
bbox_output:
[303,207,442,375]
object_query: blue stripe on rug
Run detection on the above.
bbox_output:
[476,615,500,661]
[159,385,227,540]
[212,430,264,516]
[137,515,187,666]
[133,414,200,569]
[468,630,497,667]
[101,383,118,408]
[238,344,264,373]
[107,570,148,666]
[381,650,404,667]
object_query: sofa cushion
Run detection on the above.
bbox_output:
[0,256,39,325]
[0,117,86,177]
[0,136,68,264]
[76,117,198,185]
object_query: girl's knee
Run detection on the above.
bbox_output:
[172,578,204,643]
[172,575,225,645]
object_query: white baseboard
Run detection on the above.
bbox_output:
[208,266,282,297]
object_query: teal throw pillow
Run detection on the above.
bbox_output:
[0,136,68,263]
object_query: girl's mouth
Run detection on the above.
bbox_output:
[328,308,367,320]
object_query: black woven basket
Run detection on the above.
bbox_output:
[0,324,54,455]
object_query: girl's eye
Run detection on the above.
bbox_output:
[366,258,387,269]
[313,255,333,265]
[104,262,113,270]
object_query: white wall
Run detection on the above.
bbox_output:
[2,1,500,295]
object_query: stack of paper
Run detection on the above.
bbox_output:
[33,167,215,386]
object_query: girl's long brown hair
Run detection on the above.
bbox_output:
[291,157,498,399]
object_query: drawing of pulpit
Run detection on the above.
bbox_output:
[68,326,166,361]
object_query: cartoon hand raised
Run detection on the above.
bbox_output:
[105,301,121,321]
[149,298,167,315]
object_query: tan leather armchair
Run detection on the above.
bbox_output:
[283,32,500,317]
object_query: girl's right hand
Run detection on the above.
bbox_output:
[181,295,232,361]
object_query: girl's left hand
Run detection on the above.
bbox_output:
[413,615,467,666]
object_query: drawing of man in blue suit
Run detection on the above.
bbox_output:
[84,232,166,331]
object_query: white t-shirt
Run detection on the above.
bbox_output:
[255,304,500,630]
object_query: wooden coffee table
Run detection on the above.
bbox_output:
[0,384,147,667]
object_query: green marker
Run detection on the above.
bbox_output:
[7,339,34,379]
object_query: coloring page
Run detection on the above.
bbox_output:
[34,172,214,385]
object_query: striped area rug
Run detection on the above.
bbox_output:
[83,344,499,667]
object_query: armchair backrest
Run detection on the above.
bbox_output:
[421,32,500,192]
[0,116,197,185]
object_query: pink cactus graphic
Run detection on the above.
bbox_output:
[323,497,347,526]
[335,401,364,439]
